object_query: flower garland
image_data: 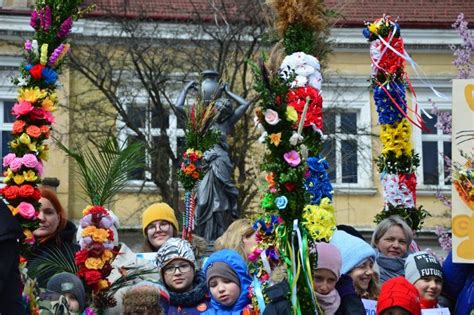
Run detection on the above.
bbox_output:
[177,101,220,240]
[453,152,474,211]
[76,205,116,293]
[0,0,90,258]
[364,16,429,230]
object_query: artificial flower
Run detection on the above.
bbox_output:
[264,109,280,125]
[286,106,298,123]
[102,249,113,262]
[2,185,19,200]
[261,193,274,209]
[12,120,26,134]
[283,182,296,192]
[41,67,58,85]
[24,170,38,182]
[23,229,35,245]
[26,125,41,138]
[75,250,89,265]
[13,174,25,185]
[85,257,106,270]
[19,87,47,103]
[373,81,407,125]
[12,101,34,117]
[279,52,322,91]
[283,150,301,167]
[8,204,19,216]
[10,157,23,172]
[287,87,323,129]
[19,133,31,145]
[26,64,44,80]
[302,198,337,241]
[380,119,412,158]
[275,196,288,210]
[268,133,282,146]
[41,97,56,111]
[2,153,16,167]
[22,154,39,169]
[97,279,110,291]
[18,184,35,198]
[17,202,36,219]
[40,44,48,65]
[82,226,110,243]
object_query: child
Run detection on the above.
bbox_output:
[46,272,86,313]
[404,251,443,309]
[376,276,421,315]
[202,249,252,314]
[312,242,342,315]
[122,285,165,315]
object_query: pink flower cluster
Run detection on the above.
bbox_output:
[3,153,43,175]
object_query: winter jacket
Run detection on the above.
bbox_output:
[160,271,211,314]
[0,200,25,315]
[442,250,474,315]
[27,220,80,288]
[335,274,366,315]
[262,281,292,315]
[202,249,252,315]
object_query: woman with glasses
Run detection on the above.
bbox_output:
[155,238,210,314]
[142,203,179,252]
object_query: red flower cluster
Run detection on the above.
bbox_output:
[377,37,405,75]
[0,184,41,202]
[287,86,323,129]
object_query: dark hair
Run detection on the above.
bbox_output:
[38,187,67,245]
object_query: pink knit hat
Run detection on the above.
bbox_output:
[315,242,342,279]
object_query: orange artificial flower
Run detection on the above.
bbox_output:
[12,120,26,134]
[192,171,200,179]
[184,163,196,175]
[26,125,42,138]
[269,133,282,146]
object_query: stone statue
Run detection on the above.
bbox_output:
[176,70,251,241]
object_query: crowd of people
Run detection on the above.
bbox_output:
[0,187,473,315]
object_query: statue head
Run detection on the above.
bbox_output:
[201,70,222,104]
[215,97,233,122]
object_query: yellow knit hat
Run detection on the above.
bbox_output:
[142,203,179,235]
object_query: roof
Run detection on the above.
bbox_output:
[1,0,473,29]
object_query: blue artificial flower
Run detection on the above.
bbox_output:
[305,176,321,193]
[24,64,33,71]
[307,156,329,174]
[373,81,406,125]
[275,196,288,210]
[362,28,370,39]
[41,67,58,85]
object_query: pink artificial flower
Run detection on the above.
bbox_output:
[264,109,280,125]
[247,248,262,262]
[80,214,93,228]
[283,150,301,167]
[10,157,23,172]
[99,215,114,229]
[36,161,44,176]
[44,111,55,124]
[12,101,34,117]
[3,153,16,167]
[260,273,270,281]
[22,154,38,169]
[18,202,36,219]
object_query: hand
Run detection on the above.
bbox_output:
[222,82,230,93]
[185,80,198,90]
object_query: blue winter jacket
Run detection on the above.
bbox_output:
[441,250,474,315]
[202,249,252,315]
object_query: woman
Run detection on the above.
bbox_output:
[28,187,79,287]
[142,202,179,252]
[371,215,413,283]
[214,219,257,261]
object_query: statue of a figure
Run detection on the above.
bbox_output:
[176,70,251,241]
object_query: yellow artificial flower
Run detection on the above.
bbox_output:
[269,133,282,146]
[81,226,109,243]
[38,145,48,160]
[42,97,56,112]
[24,170,38,182]
[102,249,114,262]
[18,87,47,103]
[82,205,94,216]
[368,23,379,34]
[85,257,105,270]
[3,169,13,183]
[27,142,37,152]
[97,279,109,291]
[10,139,19,149]
[19,133,31,145]
[13,174,25,185]
[302,198,337,241]
[286,106,298,123]
[8,205,19,216]
[40,44,48,66]
[380,119,412,158]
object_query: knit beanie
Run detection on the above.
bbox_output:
[206,262,241,288]
[330,230,376,274]
[156,238,196,275]
[46,272,86,312]
[376,276,421,315]
[405,251,442,284]
[315,242,342,279]
[142,202,179,235]
[122,285,164,315]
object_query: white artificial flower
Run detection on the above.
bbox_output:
[279,52,322,91]
[289,132,303,146]
[258,131,268,143]
[31,40,39,56]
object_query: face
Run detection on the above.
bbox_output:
[414,276,442,301]
[312,269,338,295]
[209,276,240,307]
[64,293,80,312]
[242,231,258,256]
[381,307,410,315]
[162,259,195,293]
[349,259,374,292]
[376,225,408,257]
[146,220,174,250]
[33,198,60,238]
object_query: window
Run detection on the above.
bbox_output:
[321,77,373,190]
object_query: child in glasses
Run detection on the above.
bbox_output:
[155,238,210,314]
[202,249,252,314]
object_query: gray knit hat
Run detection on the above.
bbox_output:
[46,272,86,312]
[404,251,442,284]
[155,238,196,272]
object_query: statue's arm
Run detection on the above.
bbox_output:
[223,83,251,124]
[175,80,198,112]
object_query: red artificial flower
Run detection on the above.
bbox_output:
[88,243,105,258]
[75,249,89,265]
[29,64,44,80]
[108,229,114,241]
[18,184,35,198]
[192,171,200,180]
[32,188,41,201]
[378,37,405,75]
[89,205,107,216]
[29,108,45,121]
[101,262,113,278]
[2,185,20,200]
[275,95,281,106]
[287,87,323,129]
[283,182,296,192]
[399,173,417,204]
[82,269,102,285]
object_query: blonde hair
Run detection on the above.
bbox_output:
[371,215,413,249]
[355,271,380,300]
[214,219,254,260]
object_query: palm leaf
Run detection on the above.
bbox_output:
[55,135,144,206]
[27,245,79,281]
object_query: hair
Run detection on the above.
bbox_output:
[122,285,164,315]
[380,306,411,315]
[214,219,255,261]
[371,215,413,250]
[141,224,178,252]
[38,187,68,245]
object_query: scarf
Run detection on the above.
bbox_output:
[315,290,341,315]
[420,298,438,309]
[376,252,406,283]
[168,271,208,307]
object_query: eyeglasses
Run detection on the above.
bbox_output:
[147,221,171,233]
[163,263,193,275]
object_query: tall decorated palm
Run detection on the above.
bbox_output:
[249,1,336,313]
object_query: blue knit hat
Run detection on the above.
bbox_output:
[330,230,376,274]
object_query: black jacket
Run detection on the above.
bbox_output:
[262,281,292,315]
[0,200,22,242]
